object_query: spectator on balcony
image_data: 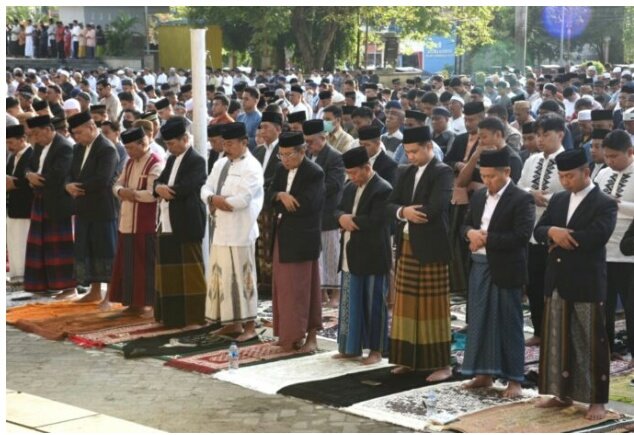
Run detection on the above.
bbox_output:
[95,25,106,58]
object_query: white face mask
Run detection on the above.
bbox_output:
[323,120,335,133]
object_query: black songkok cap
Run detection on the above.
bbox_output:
[341,106,355,115]
[521,121,536,135]
[52,116,68,130]
[463,101,485,116]
[6,97,19,109]
[342,146,370,169]
[141,110,158,122]
[221,122,247,140]
[302,119,324,136]
[511,94,526,103]
[90,104,107,113]
[279,131,305,148]
[121,127,145,144]
[364,83,378,91]
[160,117,187,140]
[118,91,133,102]
[206,84,216,93]
[67,111,93,131]
[556,148,588,171]
[357,125,381,141]
[287,111,307,124]
[155,98,170,110]
[479,147,510,167]
[33,99,49,111]
[392,78,401,84]
[318,91,332,100]
[290,85,304,94]
[449,77,462,87]
[180,84,192,93]
[344,91,356,99]
[591,128,611,140]
[144,85,154,93]
[261,111,283,126]
[432,107,451,118]
[120,79,133,87]
[403,126,431,144]
[590,110,613,121]
[405,110,427,122]
[233,83,246,92]
[207,124,224,138]
[6,124,25,139]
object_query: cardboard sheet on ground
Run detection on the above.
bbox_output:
[342,381,539,432]
[213,350,392,395]
[7,301,120,324]
[446,398,621,433]
[609,374,634,405]
[69,322,207,348]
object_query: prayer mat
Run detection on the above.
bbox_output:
[445,398,621,433]
[278,366,465,408]
[165,341,313,374]
[13,309,151,340]
[453,344,541,366]
[524,359,632,377]
[121,324,264,359]
[6,300,118,324]
[609,374,634,404]
[69,322,203,349]
[214,350,392,395]
[342,381,539,432]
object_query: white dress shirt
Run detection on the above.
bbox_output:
[262,139,278,170]
[397,163,429,234]
[38,142,53,173]
[159,149,187,233]
[342,173,375,272]
[12,146,31,175]
[475,179,511,255]
[566,182,595,225]
[286,168,298,192]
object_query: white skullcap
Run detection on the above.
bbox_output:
[450,95,465,105]
[332,92,345,104]
[577,110,592,121]
[63,98,81,111]
[185,99,194,112]
[623,107,634,122]
[613,67,622,73]
[58,69,70,77]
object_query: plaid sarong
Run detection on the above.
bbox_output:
[389,236,451,370]
[539,290,611,404]
[24,193,77,292]
[154,234,206,328]
[256,209,275,295]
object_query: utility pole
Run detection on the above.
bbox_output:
[559,7,565,66]
[364,16,369,69]
[355,9,361,69]
[514,6,528,73]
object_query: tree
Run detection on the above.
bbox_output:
[6,6,49,25]
[105,14,142,56]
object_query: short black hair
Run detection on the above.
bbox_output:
[477,117,506,135]
[243,86,260,100]
[535,113,566,133]
[486,104,509,122]
[323,105,343,119]
[213,94,229,106]
[603,129,633,152]
[351,107,373,120]
[100,120,120,131]
[420,91,438,105]
[228,99,241,114]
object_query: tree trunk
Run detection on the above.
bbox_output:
[291,7,339,71]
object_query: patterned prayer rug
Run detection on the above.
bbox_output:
[69,322,206,349]
[445,398,621,433]
[7,300,121,324]
[342,381,539,432]
[453,344,540,366]
[164,341,314,374]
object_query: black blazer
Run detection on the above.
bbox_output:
[266,157,325,263]
[461,182,536,288]
[7,147,34,218]
[372,150,398,186]
[154,146,207,242]
[620,219,634,257]
[335,174,393,275]
[68,134,119,221]
[313,144,345,231]
[253,142,280,188]
[443,132,475,171]
[29,133,74,220]
[386,157,454,264]
[208,149,220,175]
[534,186,617,302]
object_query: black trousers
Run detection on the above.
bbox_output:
[606,262,634,355]
[57,41,65,59]
[526,243,548,337]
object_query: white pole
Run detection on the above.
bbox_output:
[190,28,209,269]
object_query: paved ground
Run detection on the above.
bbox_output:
[6,327,411,433]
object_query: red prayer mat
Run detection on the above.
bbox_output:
[164,342,313,374]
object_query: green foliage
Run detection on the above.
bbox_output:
[6,6,48,25]
[625,7,634,62]
[475,71,487,86]
[580,60,605,74]
[105,14,142,56]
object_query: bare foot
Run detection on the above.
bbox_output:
[391,365,413,375]
[74,288,103,303]
[212,325,243,336]
[52,289,78,300]
[426,366,452,382]
[525,336,541,347]
[535,396,573,408]
[361,351,382,365]
[462,375,493,389]
[585,403,607,420]
[502,381,523,398]
[332,353,358,360]
[235,331,257,342]
[271,343,297,353]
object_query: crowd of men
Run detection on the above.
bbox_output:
[6,61,634,421]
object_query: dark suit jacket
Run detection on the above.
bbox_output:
[372,150,398,186]
[386,157,454,264]
[534,186,617,302]
[313,144,345,231]
[253,142,280,189]
[7,147,34,218]
[443,132,475,171]
[154,146,207,242]
[335,173,393,275]
[461,182,536,288]
[266,157,325,263]
[68,134,119,221]
[208,149,220,175]
[29,133,74,220]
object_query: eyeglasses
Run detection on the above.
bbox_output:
[277,151,298,160]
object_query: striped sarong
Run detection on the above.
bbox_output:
[319,229,341,289]
[74,217,118,285]
[205,245,258,324]
[24,193,76,292]
[109,233,156,308]
[256,209,275,295]
[461,253,525,382]
[155,234,206,328]
[539,290,610,404]
[337,271,390,356]
[389,236,451,370]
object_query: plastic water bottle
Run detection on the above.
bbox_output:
[425,391,437,415]
[228,342,239,370]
